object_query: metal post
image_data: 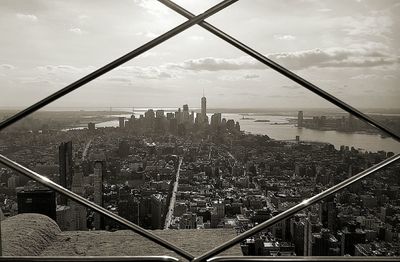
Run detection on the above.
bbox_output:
[0,208,2,257]
[158,0,400,143]
[0,0,239,132]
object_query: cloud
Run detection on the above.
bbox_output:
[235,92,258,97]
[105,77,132,84]
[18,76,55,86]
[167,47,399,71]
[218,73,260,81]
[168,57,263,71]
[383,75,396,80]
[351,74,397,80]
[281,85,300,89]
[133,0,168,17]
[189,35,204,41]
[78,15,89,20]
[140,51,170,58]
[0,64,16,70]
[118,66,174,79]
[338,14,392,38]
[273,34,296,40]
[268,48,399,69]
[135,31,160,38]
[16,13,38,22]
[350,74,378,80]
[69,28,84,34]
[37,65,94,73]
[35,64,174,81]
[317,8,332,12]
[244,73,260,79]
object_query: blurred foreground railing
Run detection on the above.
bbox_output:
[0,257,178,262]
[0,154,193,260]
[0,0,400,261]
[207,257,400,262]
[0,256,399,261]
[192,154,400,261]
[1,153,399,261]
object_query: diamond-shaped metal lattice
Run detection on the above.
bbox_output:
[0,1,399,261]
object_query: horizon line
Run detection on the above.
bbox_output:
[1,106,400,110]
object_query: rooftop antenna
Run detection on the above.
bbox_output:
[203,88,205,97]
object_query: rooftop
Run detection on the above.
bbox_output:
[2,214,242,261]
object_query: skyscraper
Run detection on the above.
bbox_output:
[183,104,190,123]
[88,122,95,131]
[210,113,222,130]
[144,109,155,129]
[119,117,125,129]
[201,95,207,124]
[93,161,104,230]
[176,108,182,124]
[298,111,304,128]
[156,110,165,119]
[59,141,73,205]
[70,172,87,230]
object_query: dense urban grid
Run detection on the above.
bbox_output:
[0,96,399,257]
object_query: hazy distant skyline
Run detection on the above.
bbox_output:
[0,0,399,109]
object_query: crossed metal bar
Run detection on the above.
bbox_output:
[1,0,400,261]
[0,0,238,132]
[207,257,400,262]
[159,0,400,142]
[0,257,179,262]
[0,1,237,260]
[0,154,193,260]
[194,153,400,261]
[1,152,398,261]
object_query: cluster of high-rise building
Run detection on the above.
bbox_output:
[0,97,399,257]
[109,96,240,136]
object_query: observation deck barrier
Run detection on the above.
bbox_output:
[0,0,399,261]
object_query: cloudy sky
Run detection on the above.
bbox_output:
[0,0,399,109]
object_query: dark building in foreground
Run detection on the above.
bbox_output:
[17,189,57,221]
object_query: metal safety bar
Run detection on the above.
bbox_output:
[0,210,2,257]
[0,256,179,262]
[0,0,238,132]
[0,154,192,260]
[207,257,400,262]
[158,0,400,143]
[192,153,400,262]
[0,1,399,261]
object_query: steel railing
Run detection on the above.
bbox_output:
[207,257,400,262]
[0,257,178,262]
[0,257,399,262]
[0,154,193,260]
[0,0,400,261]
[0,0,238,259]
[158,0,400,142]
[192,154,400,262]
[1,153,398,261]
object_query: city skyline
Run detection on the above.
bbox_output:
[0,0,399,109]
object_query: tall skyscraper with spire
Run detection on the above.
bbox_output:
[201,90,207,124]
